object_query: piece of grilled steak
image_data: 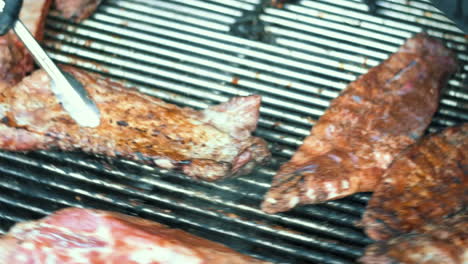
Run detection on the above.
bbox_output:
[261,34,458,214]
[0,66,270,181]
[362,124,467,241]
[0,207,270,264]
[0,0,52,84]
[360,211,467,264]
[54,0,102,22]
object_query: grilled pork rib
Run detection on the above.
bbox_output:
[261,34,458,214]
[362,124,467,241]
[0,207,269,264]
[0,66,270,181]
[360,211,467,264]
[54,0,102,22]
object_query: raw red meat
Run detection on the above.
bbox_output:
[0,207,269,263]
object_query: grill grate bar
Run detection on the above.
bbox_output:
[46,36,467,132]
[97,1,394,66]
[289,5,413,40]
[90,13,352,90]
[266,7,406,45]
[0,203,30,225]
[97,5,384,78]
[110,0,246,24]
[0,150,368,246]
[383,0,443,12]
[45,38,336,113]
[35,147,368,219]
[260,2,467,132]
[48,7,468,129]
[160,0,246,16]
[261,14,399,53]
[171,0,256,12]
[45,53,323,131]
[376,1,457,24]
[36,150,367,221]
[302,0,422,33]
[49,37,341,106]
[0,153,366,263]
[103,1,232,32]
[47,21,351,98]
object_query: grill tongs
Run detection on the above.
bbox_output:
[0,0,101,128]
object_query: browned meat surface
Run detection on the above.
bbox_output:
[0,66,270,181]
[362,124,468,241]
[271,0,289,8]
[0,207,269,264]
[54,0,102,22]
[261,34,458,214]
[360,211,468,264]
[0,0,268,181]
[0,0,52,83]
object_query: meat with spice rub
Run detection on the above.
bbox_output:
[0,66,270,181]
[0,0,269,181]
[360,211,467,264]
[261,33,458,214]
[362,124,467,241]
[0,207,270,264]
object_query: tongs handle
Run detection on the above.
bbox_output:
[0,0,23,35]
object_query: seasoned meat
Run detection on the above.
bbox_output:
[0,207,270,264]
[0,66,270,181]
[360,211,468,264]
[271,0,289,8]
[54,0,102,22]
[0,0,52,83]
[362,124,468,241]
[261,34,458,214]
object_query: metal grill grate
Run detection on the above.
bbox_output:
[0,0,466,263]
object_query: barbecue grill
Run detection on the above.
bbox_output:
[0,0,467,263]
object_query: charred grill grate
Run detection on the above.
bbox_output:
[0,0,466,263]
